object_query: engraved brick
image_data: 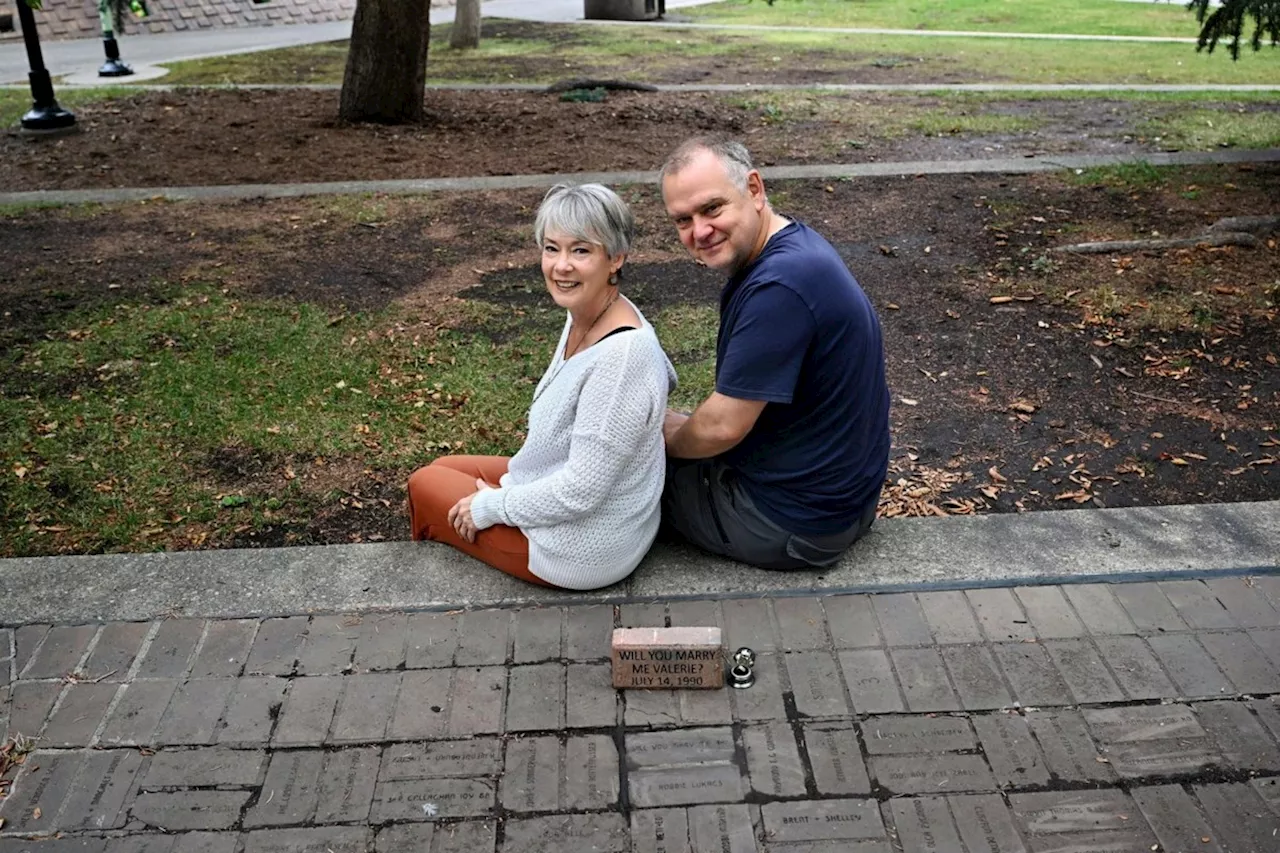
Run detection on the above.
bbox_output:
[1197,630,1280,694]
[371,777,495,821]
[863,714,975,754]
[890,647,960,712]
[246,751,324,827]
[137,620,203,678]
[967,589,1035,642]
[1160,580,1239,630]
[1205,576,1280,628]
[1024,710,1113,783]
[502,814,627,852]
[455,610,509,666]
[6,680,61,739]
[144,747,265,788]
[295,616,357,676]
[154,678,235,745]
[973,713,1051,788]
[349,613,406,672]
[501,735,559,812]
[388,669,450,740]
[872,593,933,646]
[94,679,175,747]
[743,722,805,796]
[722,599,776,653]
[190,619,256,677]
[1061,584,1137,635]
[1197,700,1280,771]
[132,790,251,831]
[1043,638,1124,704]
[1083,703,1202,743]
[730,652,786,721]
[1112,582,1186,633]
[1192,783,1280,853]
[512,608,562,663]
[774,598,829,650]
[918,591,983,644]
[1009,789,1138,834]
[1091,636,1175,700]
[885,796,965,852]
[948,793,1028,853]
[941,645,1013,710]
[678,680,732,725]
[507,663,565,730]
[565,734,619,808]
[626,727,742,808]
[245,616,308,676]
[405,612,458,668]
[803,722,871,794]
[761,799,886,843]
[1131,785,1225,853]
[992,643,1071,706]
[632,808,691,853]
[448,666,505,735]
[42,682,116,747]
[870,755,995,794]
[382,739,501,781]
[272,676,341,746]
[377,821,495,852]
[242,826,371,853]
[787,650,850,717]
[689,803,758,853]
[612,627,723,689]
[1105,738,1220,779]
[82,622,149,681]
[216,677,287,747]
[329,673,400,743]
[838,649,904,714]
[22,624,97,678]
[1015,587,1086,639]
[0,751,80,832]
[825,595,883,647]
[566,663,616,728]
[315,747,378,824]
[1146,634,1232,698]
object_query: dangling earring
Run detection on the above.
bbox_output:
[609,271,619,286]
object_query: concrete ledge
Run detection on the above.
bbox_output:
[1,501,1276,624]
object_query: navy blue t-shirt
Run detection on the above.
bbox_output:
[716,220,890,537]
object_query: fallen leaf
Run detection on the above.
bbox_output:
[989,296,1015,304]
[32,807,41,821]
[1171,458,1189,466]
[988,466,1007,483]
[886,302,900,310]
[899,397,919,407]
[1009,401,1037,414]
[12,465,25,479]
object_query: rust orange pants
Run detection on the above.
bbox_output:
[407,455,553,588]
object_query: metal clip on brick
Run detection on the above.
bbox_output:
[729,647,755,689]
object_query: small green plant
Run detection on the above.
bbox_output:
[558,87,607,103]
[1030,254,1059,276]
[1071,160,1166,190]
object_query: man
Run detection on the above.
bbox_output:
[659,135,890,569]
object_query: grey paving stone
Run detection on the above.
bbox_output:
[1082,703,1204,745]
[1061,584,1138,635]
[14,625,49,677]
[1111,582,1187,634]
[0,685,9,740]
[566,662,616,728]
[786,651,850,717]
[1042,639,1125,704]
[620,603,666,628]
[1204,576,1280,628]
[382,739,501,780]
[377,821,496,853]
[328,672,400,743]
[136,620,203,679]
[1,839,108,853]
[1197,630,1280,694]
[1146,634,1233,698]
[774,597,830,651]
[22,624,97,679]
[294,616,357,676]
[1015,587,1087,639]
[1009,789,1140,835]
[272,676,341,747]
[689,803,759,853]
[189,619,256,677]
[723,599,777,654]
[838,649,905,714]
[626,727,743,808]
[511,608,562,663]
[1252,575,1280,612]
[506,663,565,732]
[1131,785,1224,853]
[802,722,872,795]
[95,680,176,747]
[890,647,960,712]
[564,604,613,662]
[143,747,265,788]
[871,593,934,647]
[972,712,1051,788]
[455,610,511,667]
[371,777,495,821]
[632,808,692,853]
[1024,710,1113,783]
[1249,627,1280,671]
[670,600,722,628]
[565,734,619,809]
[1193,782,1280,853]
[0,751,80,832]
[884,796,965,853]
[103,836,178,853]
[862,714,975,755]
[1159,580,1239,630]
[1249,697,1280,745]
[153,678,236,746]
[1251,776,1280,817]
[1103,738,1220,780]
[448,666,505,735]
[743,722,805,797]
[350,613,407,672]
[241,826,371,853]
[625,688,681,728]
[42,682,117,747]
[1091,635,1177,700]
[967,589,1035,642]
[761,799,886,844]
[82,622,149,681]
[918,591,984,644]
[1195,701,1280,771]
[627,727,736,768]
[245,750,324,827]
[501,814,628,853]
[940,644,1014,711]
[501,735,560,812]
[869,754,996,795]
[215,676,287,747]
[678,681,733,726]
[405,611,459,668]
[825,595,884,648]
[244,616,308,676]
[131,790,251,831]
[730,653,787,722]
[6,680,62,740]
[59,748,143,831]
[388,669,451,739]
[314,747,379,824]
[992,643,1072,707]
[948,793,1029,853]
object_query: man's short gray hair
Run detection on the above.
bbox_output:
[660,135,754,192]
[534,183,635,258]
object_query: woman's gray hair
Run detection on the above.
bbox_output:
[660,135,753,192]
[534,183,635,258]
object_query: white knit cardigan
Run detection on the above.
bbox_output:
[469,301,676,590]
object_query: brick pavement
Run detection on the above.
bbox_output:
[2,576,1280,851]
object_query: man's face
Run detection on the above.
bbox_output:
[662,149,767,276]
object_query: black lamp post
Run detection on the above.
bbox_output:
[15,0,76,132]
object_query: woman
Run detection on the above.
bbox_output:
[407,183,676,590]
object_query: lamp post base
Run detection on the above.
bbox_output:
[21,102,78,132]
[99,57,134,77]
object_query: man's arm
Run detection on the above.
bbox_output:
[664,392,766,459]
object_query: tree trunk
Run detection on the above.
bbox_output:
[339,0,431,124]
[449,0,482,50]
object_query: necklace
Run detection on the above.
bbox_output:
[564,292,619,359]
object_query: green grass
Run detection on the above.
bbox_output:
[1069,160,1168,189]
[687,0,1209,38]
[1149,107,1280,149]
[0,86,141,129]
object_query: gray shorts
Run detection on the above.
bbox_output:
[661,458,877,570]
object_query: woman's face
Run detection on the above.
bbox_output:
[540,228,623,313]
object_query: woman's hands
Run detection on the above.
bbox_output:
[448,478,491,543]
